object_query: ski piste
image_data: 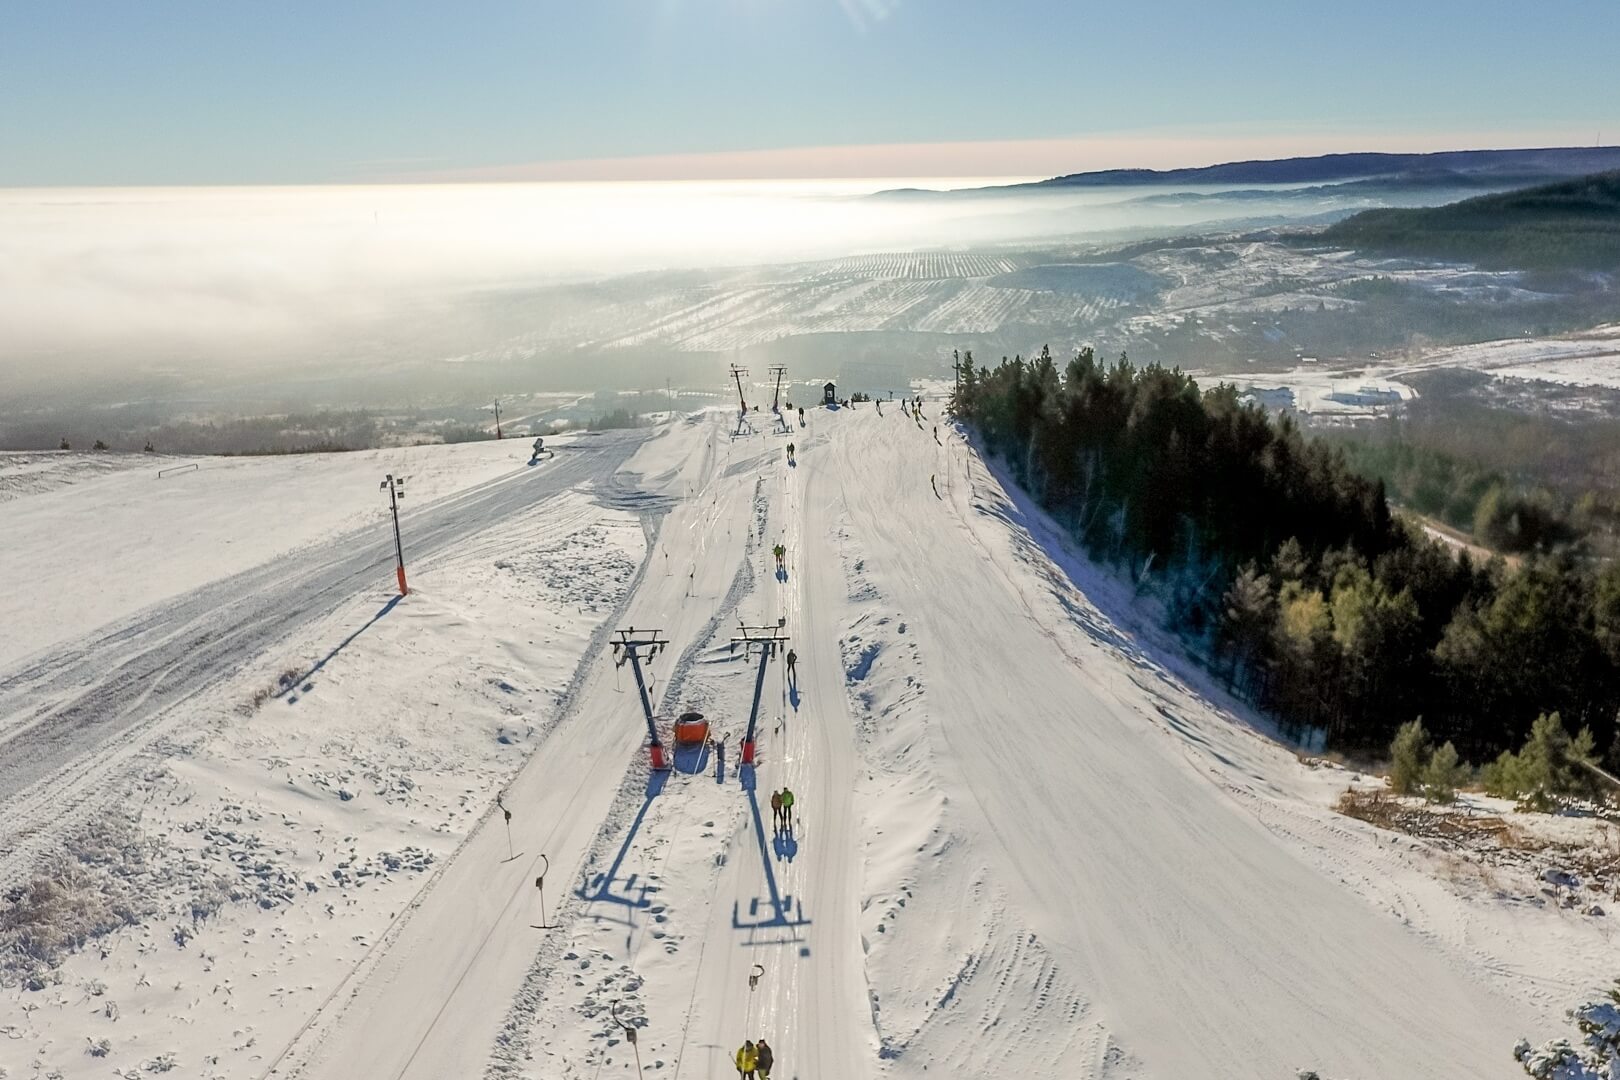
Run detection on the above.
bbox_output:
[1,402,1594,1079]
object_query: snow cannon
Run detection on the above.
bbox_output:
[673,711,710,747]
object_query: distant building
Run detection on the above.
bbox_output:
[823,381,837,406]
[1328,385,1402,408]
[1241,386,1296,414]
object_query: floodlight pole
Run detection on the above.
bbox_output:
[493,397,503,439]
[612,628,671,769]
[381,474,408,595]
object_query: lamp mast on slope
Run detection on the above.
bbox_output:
[380,473,408,596]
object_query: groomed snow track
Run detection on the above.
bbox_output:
[0,434,646,889]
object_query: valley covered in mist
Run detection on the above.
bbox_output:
[4,153,1618,452]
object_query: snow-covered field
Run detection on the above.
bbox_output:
[1214,324,1620,418]
[2,406,1613,1078]
[1412,324,1620,388]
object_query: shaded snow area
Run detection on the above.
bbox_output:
[2,406,1614,1078]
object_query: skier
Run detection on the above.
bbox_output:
[786,441,795,462]
[933,425,939,444]
[735,1040,757,1079]
[780,787,795,831]
[770,789,784,832]
[755,1038,774,1080]
[798,406,804,426]
[773,543,786,572]
[785,648,797,682]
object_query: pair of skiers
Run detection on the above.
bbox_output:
[769,787,796,832]
[772,543,786,571]
[735,1038,774,1078]
[785,441,795,463]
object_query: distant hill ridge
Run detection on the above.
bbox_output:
[1319,169,1620,270]
[874,146,1620,198]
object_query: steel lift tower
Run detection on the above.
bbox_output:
[731,619,789,765]
[730,363,754,438]
[768,364,791,433]
[611,627,672,769]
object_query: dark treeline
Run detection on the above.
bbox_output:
[1321,169,1620,270]
[1319,373,1620,556]
[1327,437,1581,554]
[952,346,1620,766]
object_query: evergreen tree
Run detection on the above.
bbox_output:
[1390,718,1431,796]
[1420,741,1468,804]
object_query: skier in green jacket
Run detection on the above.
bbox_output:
[779,787,795,831]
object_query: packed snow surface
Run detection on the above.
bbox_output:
[1,406,1612,1078]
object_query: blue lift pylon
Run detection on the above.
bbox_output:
[612,627,671,769]
[731,619,789,765]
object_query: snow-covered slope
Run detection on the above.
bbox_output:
[2,408,1611,1078]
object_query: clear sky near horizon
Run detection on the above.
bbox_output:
[4,0,1618,186]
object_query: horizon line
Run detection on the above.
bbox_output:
[3,129,1611,190]
[364,128,1608,185]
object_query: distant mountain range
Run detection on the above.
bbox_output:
[875,146,1620,198]
[1319,169,1620,270]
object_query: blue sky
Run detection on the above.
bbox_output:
[3,0,1617,185]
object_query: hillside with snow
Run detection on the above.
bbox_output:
[1,404,1613,1079]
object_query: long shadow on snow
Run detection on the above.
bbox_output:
[277,593,403,704]
[574,768,668,921]
[733,763,810,941]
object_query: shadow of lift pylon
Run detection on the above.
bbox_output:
[734,759,811,935]
[729,618,810,936]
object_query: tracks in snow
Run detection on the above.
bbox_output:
[0,435,645,890]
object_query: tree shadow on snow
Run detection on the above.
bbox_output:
[976,447,1297,748]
